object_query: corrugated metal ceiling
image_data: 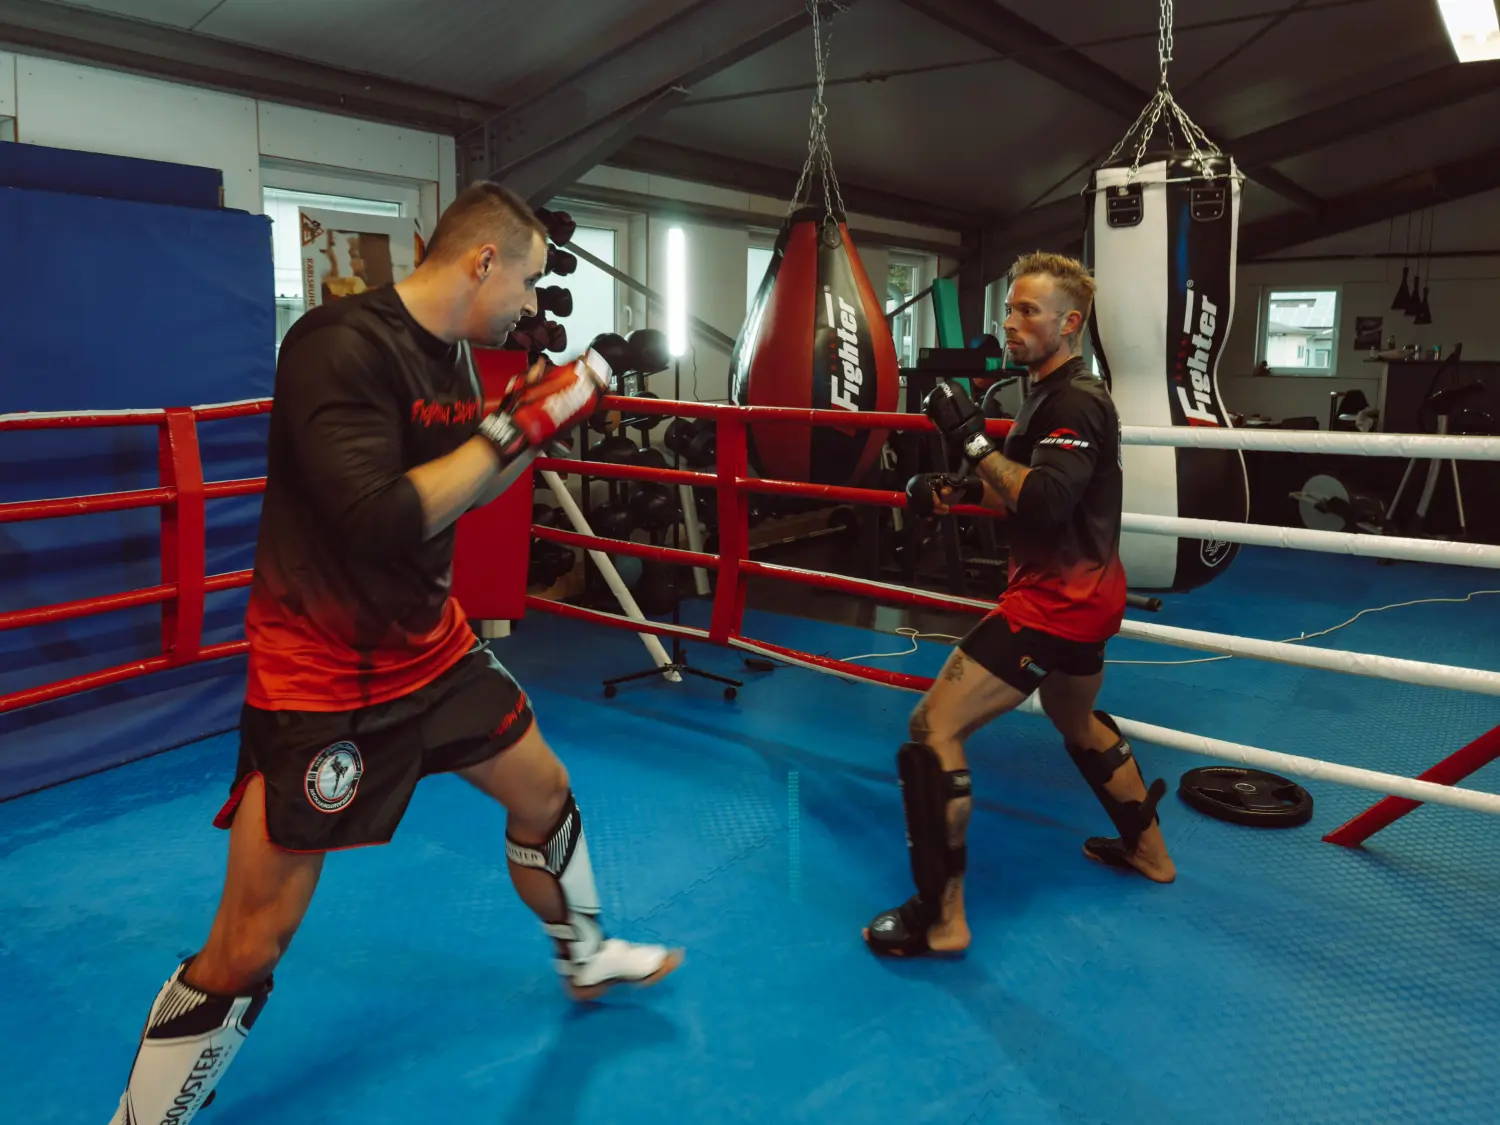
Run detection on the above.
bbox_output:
[28,0,1498,253]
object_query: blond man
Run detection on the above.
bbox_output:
[866,252,1176,957]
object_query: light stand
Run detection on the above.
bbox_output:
[1385,382,1480,540]
[602,357,742,701]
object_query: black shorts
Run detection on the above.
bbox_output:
[215,642,534,852]
[958,614,1108,694]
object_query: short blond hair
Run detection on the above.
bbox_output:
[1009,251,1096,324]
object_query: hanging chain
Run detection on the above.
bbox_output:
[1158,0,1174,88]
[790,0,848,221]
[1101,0,1227,183]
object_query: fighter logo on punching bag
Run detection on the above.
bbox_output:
[731,208,899,486]
[1087,150,1250,592]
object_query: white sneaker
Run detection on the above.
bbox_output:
[557,937,684,1001]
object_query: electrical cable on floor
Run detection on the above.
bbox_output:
[1106,589,1500,666]
[831,591,1500,668]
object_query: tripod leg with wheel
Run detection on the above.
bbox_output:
[600,359,743,702]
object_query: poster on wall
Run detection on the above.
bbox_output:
[1353,316,1384,350]
[299,207,425,310]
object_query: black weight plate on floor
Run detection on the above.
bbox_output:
[1178,767,1313,828]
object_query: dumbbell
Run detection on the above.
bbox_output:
[627,328,671,375]
[664,418,716,467]
[588,434,640,464]
[633,447,668,471]
[591,500,636,540]
[634,561,679,616]
[628,482,677,532]
[528,539,575,587]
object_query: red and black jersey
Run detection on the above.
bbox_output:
[994,357,1127,643]
[244,287,484,712]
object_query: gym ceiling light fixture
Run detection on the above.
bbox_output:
[667,227,687,358]
[1437,0,1500,62]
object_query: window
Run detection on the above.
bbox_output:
[1261,288,1340,375]
[263,186,405,347]
[747,245,774,312]
[553,225,619,362]
[888,260,920,368]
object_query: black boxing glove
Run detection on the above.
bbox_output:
[923,381,999,467]
[905,473,984,519]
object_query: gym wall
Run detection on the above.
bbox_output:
[570,162,965,401]
[0,50,457,228]
[1219,186,1500,428]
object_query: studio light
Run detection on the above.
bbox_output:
[666,227,687,358]
[1437,0,1500,62]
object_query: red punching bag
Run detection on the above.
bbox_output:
[731,207,899,486]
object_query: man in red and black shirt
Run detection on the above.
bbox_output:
[107,184,681,1125]
[864,252,1176,958]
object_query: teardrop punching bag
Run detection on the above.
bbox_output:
[1086,151,1250,592]
[730,209,900,486]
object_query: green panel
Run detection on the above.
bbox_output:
[930,277,964,350]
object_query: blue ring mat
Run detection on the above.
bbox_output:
[2,546,1498,1124]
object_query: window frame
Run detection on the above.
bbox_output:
[549,199,632,339]
[1256,284,1343,378]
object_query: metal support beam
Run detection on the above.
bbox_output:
[1241,146,1500,260]
[956,225,989,339]
[484,0,820,183]
[604,137,980,232]
[900,0,1322,214]
[1230,54,1500,171]
[0,0,494,134]
[555,182,968,261]
[501,88,689,206]
[566,240,739,354]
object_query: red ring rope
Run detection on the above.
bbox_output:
[5,393,1494,847]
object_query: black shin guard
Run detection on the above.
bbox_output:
[1066,711,1166,856]
[896,741,971,919]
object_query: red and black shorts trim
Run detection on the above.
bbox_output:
[215,642,534,853]
[958,614,1107,694]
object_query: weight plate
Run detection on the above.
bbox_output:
[1178,766,1313,828]
[1294,473,1349,532]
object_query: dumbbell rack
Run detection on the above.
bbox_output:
[593,361,742,701]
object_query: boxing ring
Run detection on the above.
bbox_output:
[524,395,1500,847]
[4,395,1500,832]
[4,395,1500,1125]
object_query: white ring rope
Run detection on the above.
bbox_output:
[1014,696,1500,816]
[1123,513,1500,569]
[1123,425,1500,461]
[1116,619,1500,695]
[564,602,1500,816]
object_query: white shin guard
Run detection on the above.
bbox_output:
[110,960,270,1125]
[506,791,604,969]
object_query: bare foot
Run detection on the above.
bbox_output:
[1085,828,1177,884]
[861,916,972,955]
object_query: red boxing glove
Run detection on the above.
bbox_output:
[477,348,612,461]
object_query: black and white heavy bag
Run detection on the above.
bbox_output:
[1085,150,1250,593]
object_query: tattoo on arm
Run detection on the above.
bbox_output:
[975,453,1030,511]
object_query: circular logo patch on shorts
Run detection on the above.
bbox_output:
[305,741,364,814]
